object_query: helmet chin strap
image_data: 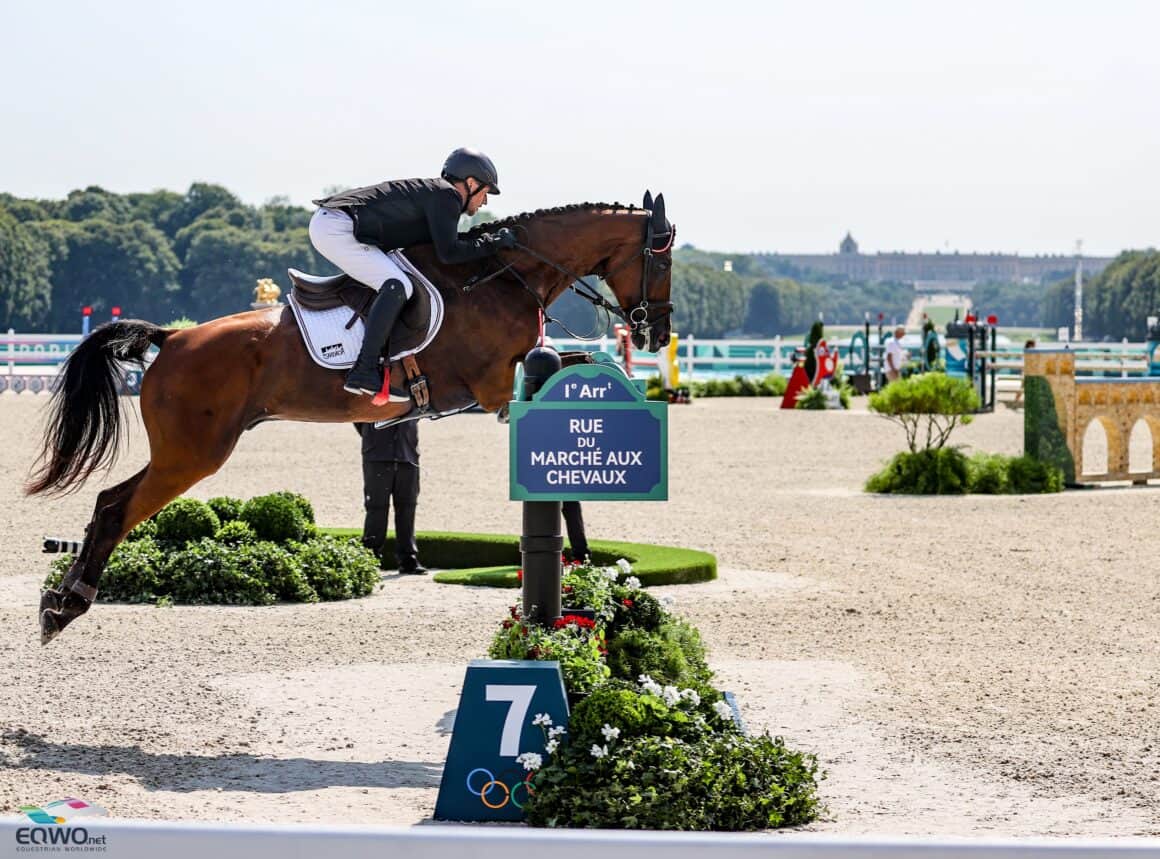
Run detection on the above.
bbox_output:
[459,179,484,215]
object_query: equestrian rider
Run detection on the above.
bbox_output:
[310,148,517,397]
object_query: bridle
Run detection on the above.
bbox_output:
[462,214,675,342]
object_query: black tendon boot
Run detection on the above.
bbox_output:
[345,279,409,396]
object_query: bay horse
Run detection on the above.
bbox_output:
[28,194,674,644]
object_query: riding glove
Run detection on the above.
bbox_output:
[493,228,518,249]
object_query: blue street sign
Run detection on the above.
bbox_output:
[509,363,668,501]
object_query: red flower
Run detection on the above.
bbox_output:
[516,569,523,582]
[622,599,634,608]
[563,585,573,593]
[554,614,596,630]
[502,620,513,629]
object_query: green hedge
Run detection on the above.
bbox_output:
[646,373,787,401]
[320,529,717,588]
[866,449,1064,495]
[45,493,377,605]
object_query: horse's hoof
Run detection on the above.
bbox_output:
[40,610,62,645]
[39,588,63,615]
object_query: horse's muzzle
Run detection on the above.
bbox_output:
[634,321,671,352]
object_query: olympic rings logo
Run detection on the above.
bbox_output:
[466,767,536,810]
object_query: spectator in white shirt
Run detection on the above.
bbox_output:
[884,327,907,383]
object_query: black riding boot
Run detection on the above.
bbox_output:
[345,279,409,396]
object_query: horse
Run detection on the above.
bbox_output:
[27,193,675,644]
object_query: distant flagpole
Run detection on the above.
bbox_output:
[1074,239,1084,343]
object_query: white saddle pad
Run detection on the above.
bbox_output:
[287,251,445,370]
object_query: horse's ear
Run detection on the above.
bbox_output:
[642,190,653,211]
[651,194,666,232]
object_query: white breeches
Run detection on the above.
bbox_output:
[308,207,413,297]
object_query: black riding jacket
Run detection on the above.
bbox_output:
[354,421,419,465]
[314,177,500,265]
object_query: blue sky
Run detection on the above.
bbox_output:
[2,0,1157,255]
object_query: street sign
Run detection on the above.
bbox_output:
[508,363,667,501]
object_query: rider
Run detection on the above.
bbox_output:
[310,148,517,397]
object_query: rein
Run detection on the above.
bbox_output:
[461,220,675,342]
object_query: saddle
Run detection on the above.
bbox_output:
[287,270,434,358]
[287,262,444,411]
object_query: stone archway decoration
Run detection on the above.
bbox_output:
[1025,349,1160,484]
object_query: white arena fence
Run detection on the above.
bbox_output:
[0,330,147,395]
[3,329,1156,391]
[1,818,1159,859]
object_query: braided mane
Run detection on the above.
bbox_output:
[465,202,644,239]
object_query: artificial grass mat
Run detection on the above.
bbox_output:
[319,528,716,588]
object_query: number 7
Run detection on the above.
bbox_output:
[485,685,536,757]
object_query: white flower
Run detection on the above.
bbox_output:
[603,567,620,581]
[638,674,663,696]
[624,576,642,590]
[545,739,559,754]
[548,725,567,738]
[681,689,701,707]
[516,752,543,771]
[616,558,632,575]
[713,700,734,721]
[662,685,681,706]
[590,744,608,759]
[600,723,621,742]
[532,713,553,727]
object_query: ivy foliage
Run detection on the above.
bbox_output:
[489,562,824,830]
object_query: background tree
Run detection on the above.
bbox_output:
[670,261,748,337]
[1082,250,1160,340]
[0,209,54,328]
[40,219,181,327]
[60,186,132,224]
[744,280,782,335]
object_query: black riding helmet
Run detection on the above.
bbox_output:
[441,147,501,196]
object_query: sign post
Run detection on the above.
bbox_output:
[517,347,565,626]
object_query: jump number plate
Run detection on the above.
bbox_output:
[434,659,570,822]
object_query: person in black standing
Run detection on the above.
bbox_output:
[355,420,425,574]
[562,501,589,564]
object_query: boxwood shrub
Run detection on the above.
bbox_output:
[154,498,220,543]
[241,493,311,542]
[43,494,379,606]
[867,449,1065,495]
[207,496,245,523]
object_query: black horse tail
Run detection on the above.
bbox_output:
[26,320,172,496]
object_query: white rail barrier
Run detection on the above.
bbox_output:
[0,330,82,376]
[1,818,1158,859]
